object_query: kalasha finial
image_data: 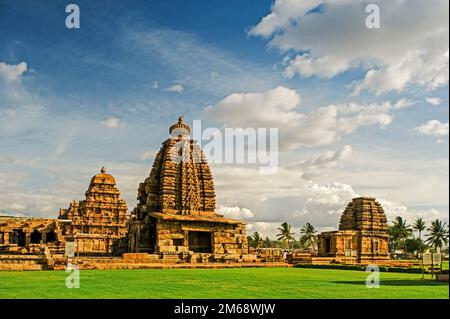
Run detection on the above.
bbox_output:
[100,166,106,174]
[169,116,191,137]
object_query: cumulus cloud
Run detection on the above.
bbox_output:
[288,145,353,179]
[139,150,158,161]
[164,84,184,93]
[250,0,449,95]
[101,116,125,128]
[217,206,254,219]
[246,222,277,237]
[425,97,442,106]
[415,120,449,137]
[204,86,411,150]
[0,60,44,137]
[0,61,27,82]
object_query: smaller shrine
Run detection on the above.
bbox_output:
[317,197,390,263]
[58,167,129,255]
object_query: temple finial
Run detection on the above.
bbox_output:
[170,116,190,137]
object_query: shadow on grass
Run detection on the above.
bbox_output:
[332,280,449,287]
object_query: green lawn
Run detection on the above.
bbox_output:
[0,268,447,299]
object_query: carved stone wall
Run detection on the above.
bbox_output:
[58,167,129,255]
[318,197,390,263]
[129,117,248,257]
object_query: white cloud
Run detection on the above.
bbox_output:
[415,120,449,137]
[164,83,184,93]
[125,28,279,96]
[139,150,157,161]
[217,206,254,219]
[0,61,27,82]
[250,0,449,95]
[425,97,442,106]
[101,116,125,128]
[0,60,44,137]
[151,81,159,89]
[288,145,353,179]
[246,222,277,237]
[204,86,411,150]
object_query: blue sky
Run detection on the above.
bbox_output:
[0,0,448,237]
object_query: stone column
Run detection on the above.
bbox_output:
[25,231,31,250]
[3,232,9,245]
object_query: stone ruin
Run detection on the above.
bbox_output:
[128,116,248,263]
[317,197,390,263]
[58,166,129,255]
[1,118,396,270]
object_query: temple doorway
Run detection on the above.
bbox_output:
[325,238,331,254]
[11,229,26,247]
[30,230,42,244]
[45,230,57,243]
[188,231,212,253]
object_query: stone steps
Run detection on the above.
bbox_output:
[0,254,47,270]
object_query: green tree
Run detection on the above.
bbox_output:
[247,235,253,249]
[391,216,413,255]
[404,238,425,255]
[251,232,264,249]
[412,217,427,259]
[277,222,295,251]
[387,225,398,255]
[425,219,449,270]
[264,237,271,248]
[413,217,426,241]
[299,223,318,253]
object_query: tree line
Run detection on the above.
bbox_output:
[248,217,449,263]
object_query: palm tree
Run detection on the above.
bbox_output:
[264,237,271,248]
[299,223,318,253]
[277,222,295,251]
[413,217,427,259]
[392,216,413,255]
[247,235,253,249]
[426,219,449,271]
[413,218,426,241]
[251,232,264,249]
[387,225,398,255]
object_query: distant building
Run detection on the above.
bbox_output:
[0,216,66,254]
[0,167,129,256]
[58,167,129,255]
[317,197,390,263]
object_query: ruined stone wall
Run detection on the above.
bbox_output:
[0,216,66,254]
[155,220,247,256]
[58,168,129,255]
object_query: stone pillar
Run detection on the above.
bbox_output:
[25,232,31,250]
[3,232,9,245]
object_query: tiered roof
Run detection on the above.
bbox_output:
[338,197,388,232]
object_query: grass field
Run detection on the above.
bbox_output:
[0,267,448,299]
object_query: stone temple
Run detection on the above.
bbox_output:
[128,116,248,260]
[317,197,390,263]
[58,167,129,255]
[1,117,397,270]
[0,168,129,256]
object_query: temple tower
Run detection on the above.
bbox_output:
[58,167,129,255]
[129,117,248,259]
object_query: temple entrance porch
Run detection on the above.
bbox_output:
[188,231,212,253]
